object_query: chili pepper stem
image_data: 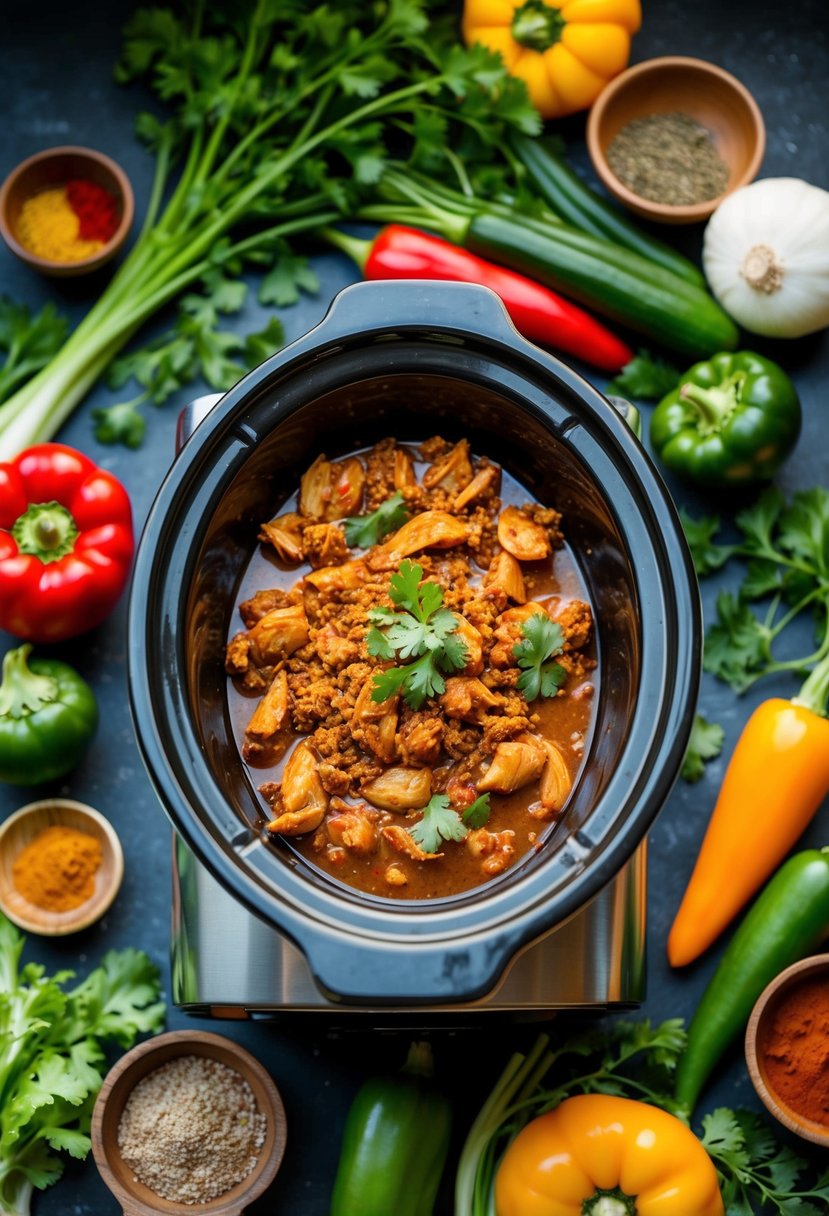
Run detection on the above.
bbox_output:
[320,227,371,272]
[679,372,745,432]
[792,648,829,717]
[0,645,57,719]
[401,1040,435,1077]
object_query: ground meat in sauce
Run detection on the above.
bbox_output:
[226,436,596,899]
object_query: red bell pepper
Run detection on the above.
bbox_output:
[323,224,633,373]
[0,443,134,643]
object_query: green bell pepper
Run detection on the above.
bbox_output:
[330,1041,452,1216]
[0,644,98,785]
[649,351,801,487]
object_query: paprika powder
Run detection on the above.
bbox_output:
[760,974,829,1128]
[12,824,103,913]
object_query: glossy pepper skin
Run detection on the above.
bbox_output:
[675,848,829,1115]
[325,225,633,372]
[495,1094,724,1216]
[462,0,641,120]
[0,644,98,784]
[650,351,801,487]
[329,1041,451,1216]
[0,443,134,642]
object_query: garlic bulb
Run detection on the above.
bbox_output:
[703,177,829,338]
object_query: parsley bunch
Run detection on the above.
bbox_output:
[683,487,829,693]
[368,560,468,709]
[408,792,491,853]
[513,613,566,701]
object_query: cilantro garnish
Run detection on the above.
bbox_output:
[462,793,492,829]
[368,560,468,710]
[408,793,469,853]
[680,714,725,783]
[607,349,681,402]
[513,613,566,701]
[344,491,410,548]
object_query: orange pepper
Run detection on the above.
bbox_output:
[494,1094,724,1216]
[668,680,829,968]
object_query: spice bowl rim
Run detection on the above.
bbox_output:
[91,1029,288,1216]
[0,144,135,277]
[586,54,766,225]
[744,952,829,1147]
[0,796,124,936]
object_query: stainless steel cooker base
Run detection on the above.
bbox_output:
[171,836,646,1016]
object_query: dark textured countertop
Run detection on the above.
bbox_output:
[1,1,827,1212]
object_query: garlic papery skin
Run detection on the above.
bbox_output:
[703,177,829,338]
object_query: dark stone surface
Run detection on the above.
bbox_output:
[1,1,827,1212]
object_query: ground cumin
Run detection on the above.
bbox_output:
[12,824,103,912]
[760,973,829,1127]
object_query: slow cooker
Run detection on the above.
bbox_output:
[128,281,700,1015]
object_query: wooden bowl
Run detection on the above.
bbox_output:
[92,1030,288,1215]
[745,953,829,1147]
[587,56,765,225]
[0,145,134,276]
[0,798,124,935]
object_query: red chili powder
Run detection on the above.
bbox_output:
[760,973,829,1127]
[65,178,120,243]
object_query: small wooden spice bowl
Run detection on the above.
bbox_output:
[745,953,829,1147]
[0,798,124,935]
[92,1030,288,1216]
[0,145,134,276]
[587,56,765,224]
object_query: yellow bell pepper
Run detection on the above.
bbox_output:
[462,0,642,119]
[494,1094,725,1216]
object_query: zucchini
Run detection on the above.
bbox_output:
[465,211,739,359]
[512,134,706,289]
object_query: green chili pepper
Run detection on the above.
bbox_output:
[0,643,98,784]
[330,1040,452,1216]
[650,351,801,487]
[675,847,829,1115]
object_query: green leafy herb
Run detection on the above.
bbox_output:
[606,350,681,402]
[681,714,725,783]
[513,613,566,701]
[462,793,491,829]
[344,491,410,548]
[92,399,146,450]
[685,487,829,693]
[0,298,68,403]
[0,913,164,1215]
[368,560,467,709]
[408,793,469,853]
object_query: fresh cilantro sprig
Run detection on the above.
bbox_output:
[680,714,725,783]
[462,793,492,829]
[607,350,681,402]
[0,297,68,402]
[344,491,410,548]
[683,487,829,693]
[513,613,566,701]
[407,792,492,853]
[368,560,467,710]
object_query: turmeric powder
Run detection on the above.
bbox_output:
[12,824,103,912]
[16,187,104,263]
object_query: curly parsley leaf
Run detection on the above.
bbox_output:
[408,794,468,853]
[606,350,681,402]
[513,613,565,701]
[681,714,725,783]
[462,793,491,829]
[345,491,411,548]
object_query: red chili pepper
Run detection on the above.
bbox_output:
[0,444,134,643]
[323,224,633,373]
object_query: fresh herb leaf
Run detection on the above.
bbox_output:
[408,794,468,853]
[607,350,681,402]
[679,509,735,577]
[344,491,410,548]
[681,714,725,783]
[92,399,147,450]
[462,793,491,829]
[513,613,565,701]
[259,254,321,308]
[703,591,773,692]
[0,298,68,402]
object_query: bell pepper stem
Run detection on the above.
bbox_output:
[583,1190,637,1216]
[792,648,829,717]
[0,645,58,719]
[679,372,745,432]
[320,227,371,272]
[12,501,79,563]
[512,0,566,51]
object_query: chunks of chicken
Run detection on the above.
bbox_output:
[483,551,526,604]
[394,448,416,488]
[441,677,501,724]
[382,824,442,861]
[366,510,469,570]
[243,669,289,763]
[349,683,399,765]
[239,588,296,628]
[466,827,516,875]
[302,523,349,569]
[315,625,359,670]
[267,741,328,835]
[488,602,547,668]
[300,454,365,520]
[422,438,473,495]
[543,596,594,651]
[361,766,432,811]
[247,603,309,666]
[533,740,573,815]
[397,714,444,766]
[326,804,380,856]
[453,614,484,676]
[498,505,551,561]
[453,462,500,511]
[258,512,304,562]
[303,560,366,593]
[478,733,547,794]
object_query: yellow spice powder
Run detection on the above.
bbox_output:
[16,188,103,262]
[12,824,104,912]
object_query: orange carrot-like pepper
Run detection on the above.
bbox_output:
[668,655,829,968]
